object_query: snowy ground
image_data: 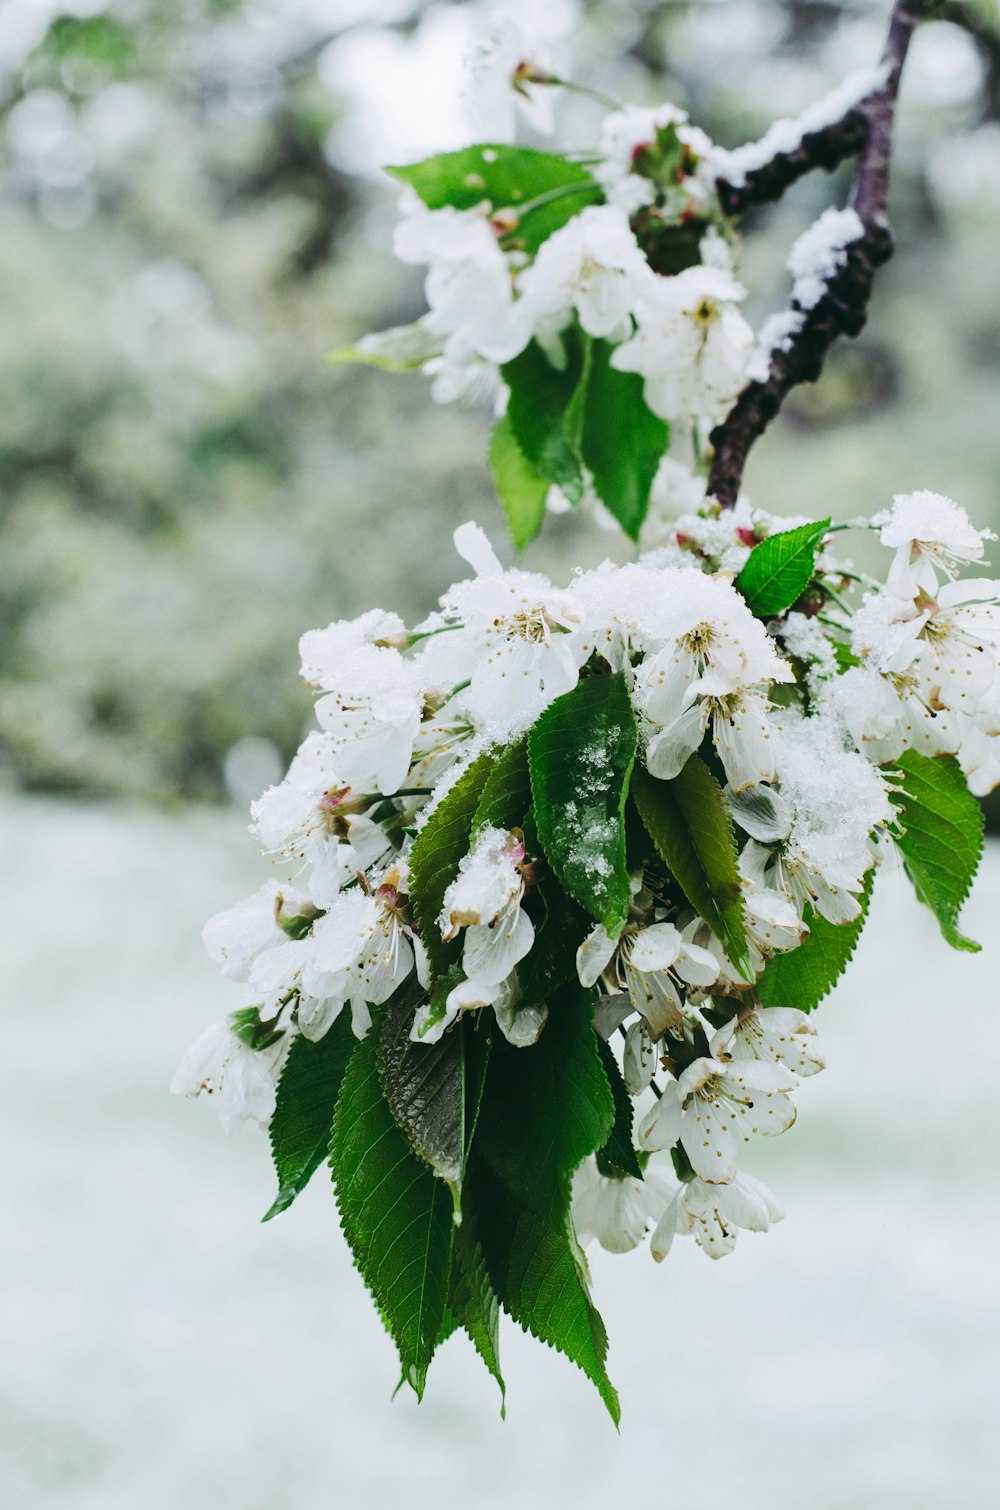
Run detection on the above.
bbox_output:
[4,794,999,1509]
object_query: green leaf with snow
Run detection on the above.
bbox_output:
[893,751,983,952]
[736,518,831,618]
[330,1014,454,1400]
[263,1014,357,1221]
[489,416,550,549]
[472,984,619,1424]
[473,736,532,834]
[528,672,637,937]
[386,146,600,253]
[755,871,873,1012]
[409,750,495,982]
[502,337,588,501]
[580,339,669,541]
[632,757,753,982]
[595,1038,642,1180]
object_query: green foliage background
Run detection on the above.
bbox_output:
[2,0,1000,802]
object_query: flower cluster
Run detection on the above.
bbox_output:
[176,487,994,1280]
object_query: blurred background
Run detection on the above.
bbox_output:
[3,0,999,1505]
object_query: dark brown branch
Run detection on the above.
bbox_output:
[708,0,937,509]
[717,109,869,216]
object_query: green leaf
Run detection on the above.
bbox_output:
[473,736,532,834]
[386,146,600,253]
[330,1017,454,1399]
[489,416,550,549]
[580,340,669,540]
[378,999,490,1215]
[632,757,753,982]
[755,870,874,1012]
[595,1038,642,1179]
[378,992,464,1196]
[472,985,619,1423]
[893,751,983,952]
[408,750,494,982]
[517,874,589,1009]
[502,337,587,500]
[448,1212,505,1411]
[264,1015,358,1221]
[528,673,637,937]
[736,518,831,618]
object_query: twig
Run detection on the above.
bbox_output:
[707,0,937,509]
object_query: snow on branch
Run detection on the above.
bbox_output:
[714,66,888,213]
[708,0,938,510]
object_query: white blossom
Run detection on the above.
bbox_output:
[202,881,296,983]
[650,1171,783,1260]
[572,1159,673,1253]
[517,204,652,348]
[877,489,992,599]
[394,202,529,367]
[629,571,792,786]
[463,18,555,141]
[732,719,892,924]
[611,266,754,425]
[307,866,418,1038]
[577,919,718,1038]
[638,1056,798,1181]
[440,824,535,987]
[594,103,714,215]
[313,644,425,797]
[421,523,586,732]
[170,1019,289,1132]
[711,1005,825,1078]
[250,732,392,907]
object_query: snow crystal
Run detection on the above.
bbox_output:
[787,207,865,311]
[746,309,803,382]
[713,67,888,187]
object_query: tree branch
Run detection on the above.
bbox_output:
[707,0,937,509]
[716,104,870,217]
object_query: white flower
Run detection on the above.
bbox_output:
[250,732,392,907]
[877,489,992,599]
[681,882,804,989]
[314,644,425,797]
[422,523,586,731]
[650,1171,783,1260]
[595,103,713,215]
[577,919,718,1039]
[731,719,892,924]
[170,1019,288,1132]
[463,18,555,141]
[394,203,529,366]
[611,266,754,425]
[299,610,407,686]
[572,1159,673,1253]
[307,867,417,1037]
[629,571,792,786]
[638,1056,798,1181]
[711,1005,825,1078]
[440,825,535,986]
[958,679,1000,796]
[410,973,546,1047]
[517,204,652,347]
[203,881,295,983]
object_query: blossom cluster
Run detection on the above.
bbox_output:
[175,486,997,1265]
